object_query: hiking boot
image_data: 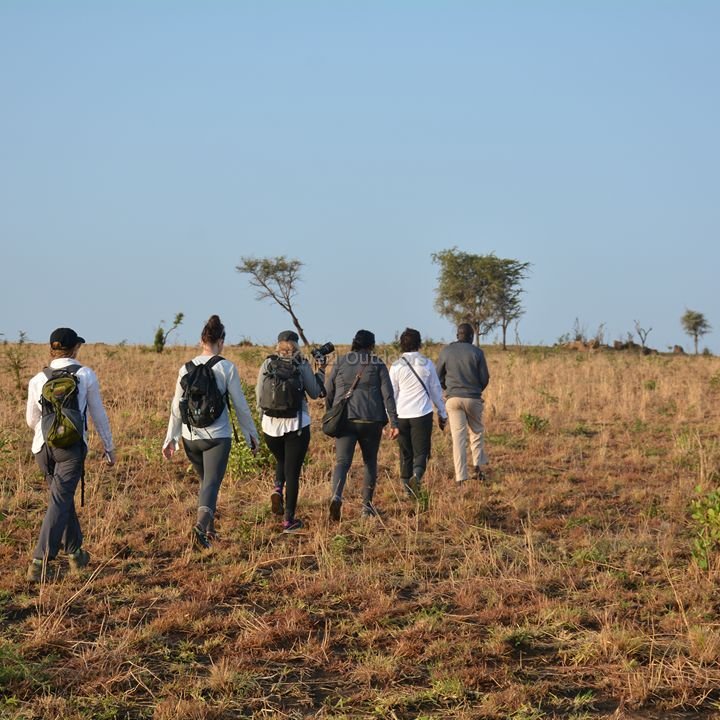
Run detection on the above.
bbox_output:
[473,466,487,482]
[406,475,421,499]
[68,548,90,573]
[361,503,383,519]
[271,488,284,516]
[328,497,342,522]
[192,524,212,550]
[27,559,44,583]
[282,518,305,534]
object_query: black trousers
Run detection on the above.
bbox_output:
[264,425,311,522]
[397,412,433,482]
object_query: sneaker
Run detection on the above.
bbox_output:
[271,488,284,516]
[473,466,487,482]
[68,548,90,573]
[191,524,212,550]
[26,559,44,583]
[329,497,342,522]
[282,518,305,534]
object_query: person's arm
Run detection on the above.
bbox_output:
[477,350,490,392]
[436,350,447,390]
[389,363,400,404]
[324,363,338,409]
[84,369,116,463]
[379,363,399,429]
[226,363,260,448]
[162,370,185,458]
[255,360,267,414]
[300,359,324,400]
[26,375,42,431]
[426,361,447,419]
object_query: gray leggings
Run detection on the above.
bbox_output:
[182,437,232,531]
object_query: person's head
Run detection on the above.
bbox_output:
[49,327,85,359]
[276,330,300,358]
[201,315,226,349]
[351,329,375,352]
[457,323,474,343]
[399,327,421,353]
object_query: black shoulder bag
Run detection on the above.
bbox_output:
[321,364,367,437]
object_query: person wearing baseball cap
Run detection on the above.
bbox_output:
[25,328,115,583]
[255,330,327,534]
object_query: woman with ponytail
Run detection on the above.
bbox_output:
[162,315,259,549]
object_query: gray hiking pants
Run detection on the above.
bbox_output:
[331,420,384,507]
[182,437,232,531]
[33,442,86,561]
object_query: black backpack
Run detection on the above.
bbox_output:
[40,364,85,448]
[258,355,304,418]
[179,356,227,428]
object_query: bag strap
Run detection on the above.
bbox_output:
[342,363,368,400]
[402,357,430,398]
[43,363,82,380]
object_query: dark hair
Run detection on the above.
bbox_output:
[351,329,375,352]
[457,323,474,342]
[201,315,226,345]
[399,327,421,352]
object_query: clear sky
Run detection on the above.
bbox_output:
[2,1,718,352]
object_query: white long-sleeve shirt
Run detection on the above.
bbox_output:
[163,355,259,449]
[26,358,114,455]
[389,352,447,420]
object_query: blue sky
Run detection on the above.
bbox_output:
[1,1,718,352]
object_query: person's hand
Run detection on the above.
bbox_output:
[388,427,400,440]
[162,443,176,460]
[438,416,447,431]
[105,449,117,466]
[250,437,259,456]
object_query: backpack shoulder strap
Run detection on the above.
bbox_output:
[42,364,82,380]
[205,355,224,370]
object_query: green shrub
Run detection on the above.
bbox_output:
[690,486,720,571]
[520,413,549,433]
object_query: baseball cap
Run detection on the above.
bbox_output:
[49,327,86,349]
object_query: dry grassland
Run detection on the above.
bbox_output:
[1,343,720,719]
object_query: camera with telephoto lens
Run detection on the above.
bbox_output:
[311,342,335,361]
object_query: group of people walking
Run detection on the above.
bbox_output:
[24,316,490,581]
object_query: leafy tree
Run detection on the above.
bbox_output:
[236,256,309,346]
[431,248,530,348]
[681,309,711,355]
[489,257,531,349]
[154,313,184,353]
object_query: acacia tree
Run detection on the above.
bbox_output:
[489,258,531,349]
[236,256,309,346]
[432,248,530,348]
[681,309,711,355]
[153,313,184,353]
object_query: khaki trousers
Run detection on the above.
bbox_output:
[446,396,488,483]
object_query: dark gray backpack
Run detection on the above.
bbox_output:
[258,355,304,418]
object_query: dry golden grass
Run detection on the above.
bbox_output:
[1,342,720,719]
